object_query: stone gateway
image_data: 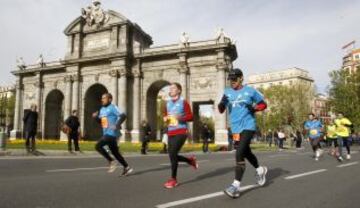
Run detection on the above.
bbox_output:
[11,1,237,144]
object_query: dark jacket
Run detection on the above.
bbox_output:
[23,110,38,133]
[141,124,152,142]
[65,116,80,134]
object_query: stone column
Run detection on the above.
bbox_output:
[178,53,189,100]
[64,75,72,122]
[118,68,127,139]
[177,53,192,139]
[10,79,22,139]
[109,70,119,105]
[131,61,141,143]
[34,73,43,138]
[215,49,228,145]
[72,74,80,112]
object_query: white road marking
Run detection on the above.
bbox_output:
[337,162,358,168]
[269,154,288,158]
[284,169,327,180]
[155,184,258,208]
[46,167,108,173]
[0,155,102,160]
[225,158,235,161]
[159,160,209,166]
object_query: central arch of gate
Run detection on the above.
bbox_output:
[139,47,237,144]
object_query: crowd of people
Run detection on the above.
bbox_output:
[18,67,358,200]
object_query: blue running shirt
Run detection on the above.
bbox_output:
[221,85,264,134]
[304,120,323,139]
[98,104,123,138]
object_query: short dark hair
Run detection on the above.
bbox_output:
[103,93,113,100]
[72,110,77,114]
[171,82,182,94]
[308,113,315,117]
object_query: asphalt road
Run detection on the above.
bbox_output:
[0,146,359,208]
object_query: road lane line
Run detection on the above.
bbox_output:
[337,162,358,168]
[155,184,258,208]
[159,160,209,166]
[46,167,108,173]
[269,154,288,158]
[284,169,327,180]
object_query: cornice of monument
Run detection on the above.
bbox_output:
[136,40,237,60]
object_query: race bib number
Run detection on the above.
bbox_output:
[101,117,109,128]
[310,129,318,136]
[168,115,179,127]
[232,133,241,141]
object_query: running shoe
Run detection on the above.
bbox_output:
[337,156,344,162]
[224,184,240,199]
[255,166,268,186]
[189,156,199,170]
[164,178,178,189]
[108,161,117,173]
[121,166,133,176]
[346,154,351,160]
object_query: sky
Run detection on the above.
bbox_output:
[1,0,359,93]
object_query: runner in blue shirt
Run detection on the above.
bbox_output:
[218,68,268,199]
[92,93,133,176]
[304,113,324,161]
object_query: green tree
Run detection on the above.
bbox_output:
[257,83,314,133]
[328,69,360,131]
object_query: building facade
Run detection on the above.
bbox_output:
[11,1,237,144]
[342,48,360,74]
[247,67,314,89]
[311,93,330,122]
[0,86,15,130]
[0,86,15,99]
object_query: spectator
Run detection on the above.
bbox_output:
[23,104,38,154]
[64,110,81,153]
[201,124,211,153]
[140,120,152,155]
[278,129,286,150]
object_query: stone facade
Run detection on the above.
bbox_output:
[11,2,237,144]
[247,67,314,89]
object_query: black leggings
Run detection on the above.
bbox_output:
[310,138,321,152]
[168,134,191,179]
[234,130,259,181]
[25,131,36,152]
[95,135,128,168]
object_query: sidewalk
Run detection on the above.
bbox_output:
[0,149,99,157]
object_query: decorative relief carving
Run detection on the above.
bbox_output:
[81,0,110,28]
[109,70,118,78]
[193,77,214,90]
